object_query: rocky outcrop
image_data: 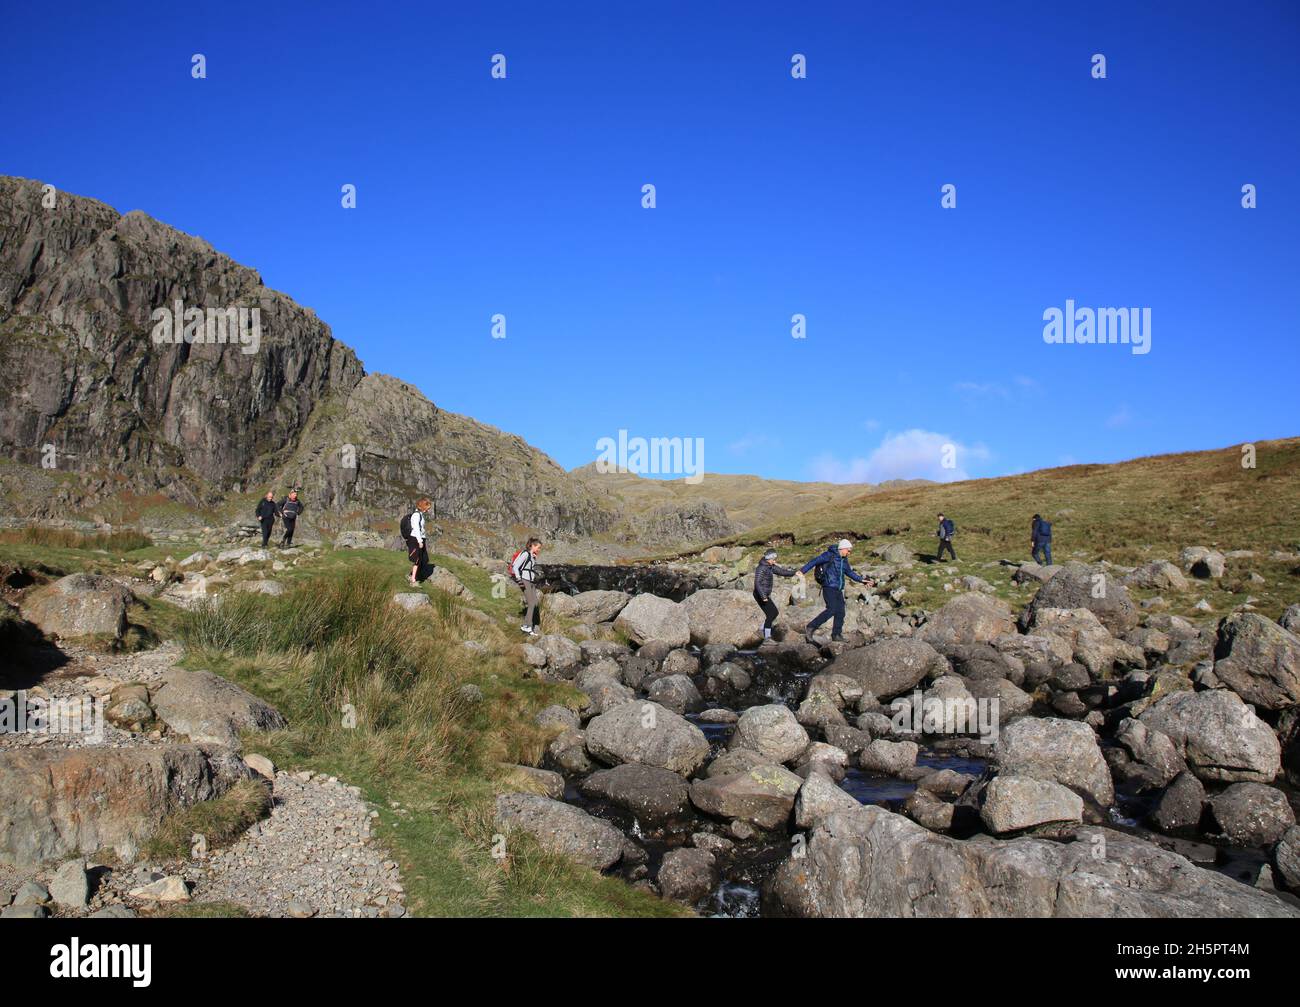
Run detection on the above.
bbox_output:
[764,806,1300,917]
[151,668,287,750]
[1212,612,1300,710]
[20,573,132,640]
[1023,563,1138,635]
[1139,689,1280,783]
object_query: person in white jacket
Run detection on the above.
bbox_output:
[512,537,542,634]
[406,498,431,586]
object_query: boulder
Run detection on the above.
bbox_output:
[1205,783,1296,847]
[494,793,624,870]
[682,589,764,648]
[794,771,861,828]
[980,775,1083,834]
[1148,770,1206,834]
[547,590,631,624]
[1124,561,1189,592]
[579,764,692,826]
[536,635,583,676]
[689,764,803,830]
[994,717,1114,810]
[826,639,950,700]
[0,745,252,866]
[1280,604,1300,635]
[764,806,1300,917]
[334,530,385,549]
[613,594,690,649]
[584,701,710,776]
[645,674,703,715]
[1138,689,1280,783]
[730,704,809,764]
[151,668,287,750]
[49,858,90,909]
[1180,547,1226,579]
[1274,825,1300,891]
[1211,612,1300,710]
[1026,607,1142,676]
[391,592,431,612]
[426,566,470,598]
[21,573,132,641]
[657,848,717,904]
[1023,563,1138,635]
[858,739,919,775]
[917,593,1016,647]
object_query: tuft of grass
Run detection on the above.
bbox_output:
[144,778,274,860]
[0,527,153,552]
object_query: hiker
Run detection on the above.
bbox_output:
[1031,513,1053,565]
[935,512,957,561]
[278,490,304,547]
[402,498,431,586]
[799,539,869,643]
[255,491,278,548]
[753,550,799,641]
[511,537,542,635]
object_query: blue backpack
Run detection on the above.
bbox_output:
[1038,520,1052,540]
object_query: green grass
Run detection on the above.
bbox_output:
[145,778,274,860]
[177,563,687,918]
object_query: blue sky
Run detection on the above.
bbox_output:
[5,0,1298,483]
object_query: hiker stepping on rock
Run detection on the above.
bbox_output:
[510,538,542,635]
[799,539,870,643]
[753,549,799,641]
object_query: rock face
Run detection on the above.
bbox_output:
[1212,612,1300,710]
[826,639,949,700]
[613,594,690,648]
[494,793,624,870]
[151,668,287,750]
[21,573,132,640]
[1024,563,1138,635]
[993,718,1114,810]
[1139,689,1280,783]
[584,701,710,776]
[764,806,1300,918]
[682,589,765,648]
[0,745,252,866]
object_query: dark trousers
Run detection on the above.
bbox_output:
[1033,541,1052,565]
[807,587,845,637]
[521,581,540,629]
[260,519,274,548]
[937,538,956,560]
[280,517,296,546]
[753,591,779,633]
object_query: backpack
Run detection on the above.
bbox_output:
[507,549,525,582]
[1038,520,1052,540]
[813,562,826,586]
[400,512,413,539]
[943,519,956,537]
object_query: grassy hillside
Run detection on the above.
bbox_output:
[716,438,1300,620]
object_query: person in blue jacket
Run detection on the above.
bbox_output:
[1031,513,1053,565]
[799,539,869,643]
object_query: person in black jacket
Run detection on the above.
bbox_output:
[753,550,799,641]
[255,491,278,548]
[278,490,303,547]
[936,513,957,561]
[1031,513,1053,565]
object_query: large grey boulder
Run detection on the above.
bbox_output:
[21,573,132,641]
[917,593,1016,647]
[536,634,583,676]
[613,594,690,648]
[578,764,692,826]
[1206,783,1296,847]
[682,589,765,648]
[657,848,717,904]
[0,744,252,866]
[994,717,1114,810]
[764,806,1300,917]
[1212,612,1300,711]
[689,764,803,830]
[980,775,1084,834]
[494,793,624,870]
[1023,563,1138,635]
[584,701,710,776]
[547,590,630,624]
[795,771,862,828]
[151,668,287,750]
[49,858,90,909]
[825,638,950,700]
[1025,607,1142,676]
[730,704,809,764]
[1124,560,1189,592]
[1138,689,1280,783]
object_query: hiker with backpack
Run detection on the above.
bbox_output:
[510,538,542,635]
[753,549,800,642]
[402,498,431,586]
[935,513,957,561]
[255,491,278,548]
[799,539,869,643]
[1031,513,1053,565]
[278,489,304,547]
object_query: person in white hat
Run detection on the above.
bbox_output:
[799,539,869,642]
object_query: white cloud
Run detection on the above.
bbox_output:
[808,429,991,484]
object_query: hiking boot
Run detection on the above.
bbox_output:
[830,634,845,643]
[803,628,819,645]
[520,625,534,635]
